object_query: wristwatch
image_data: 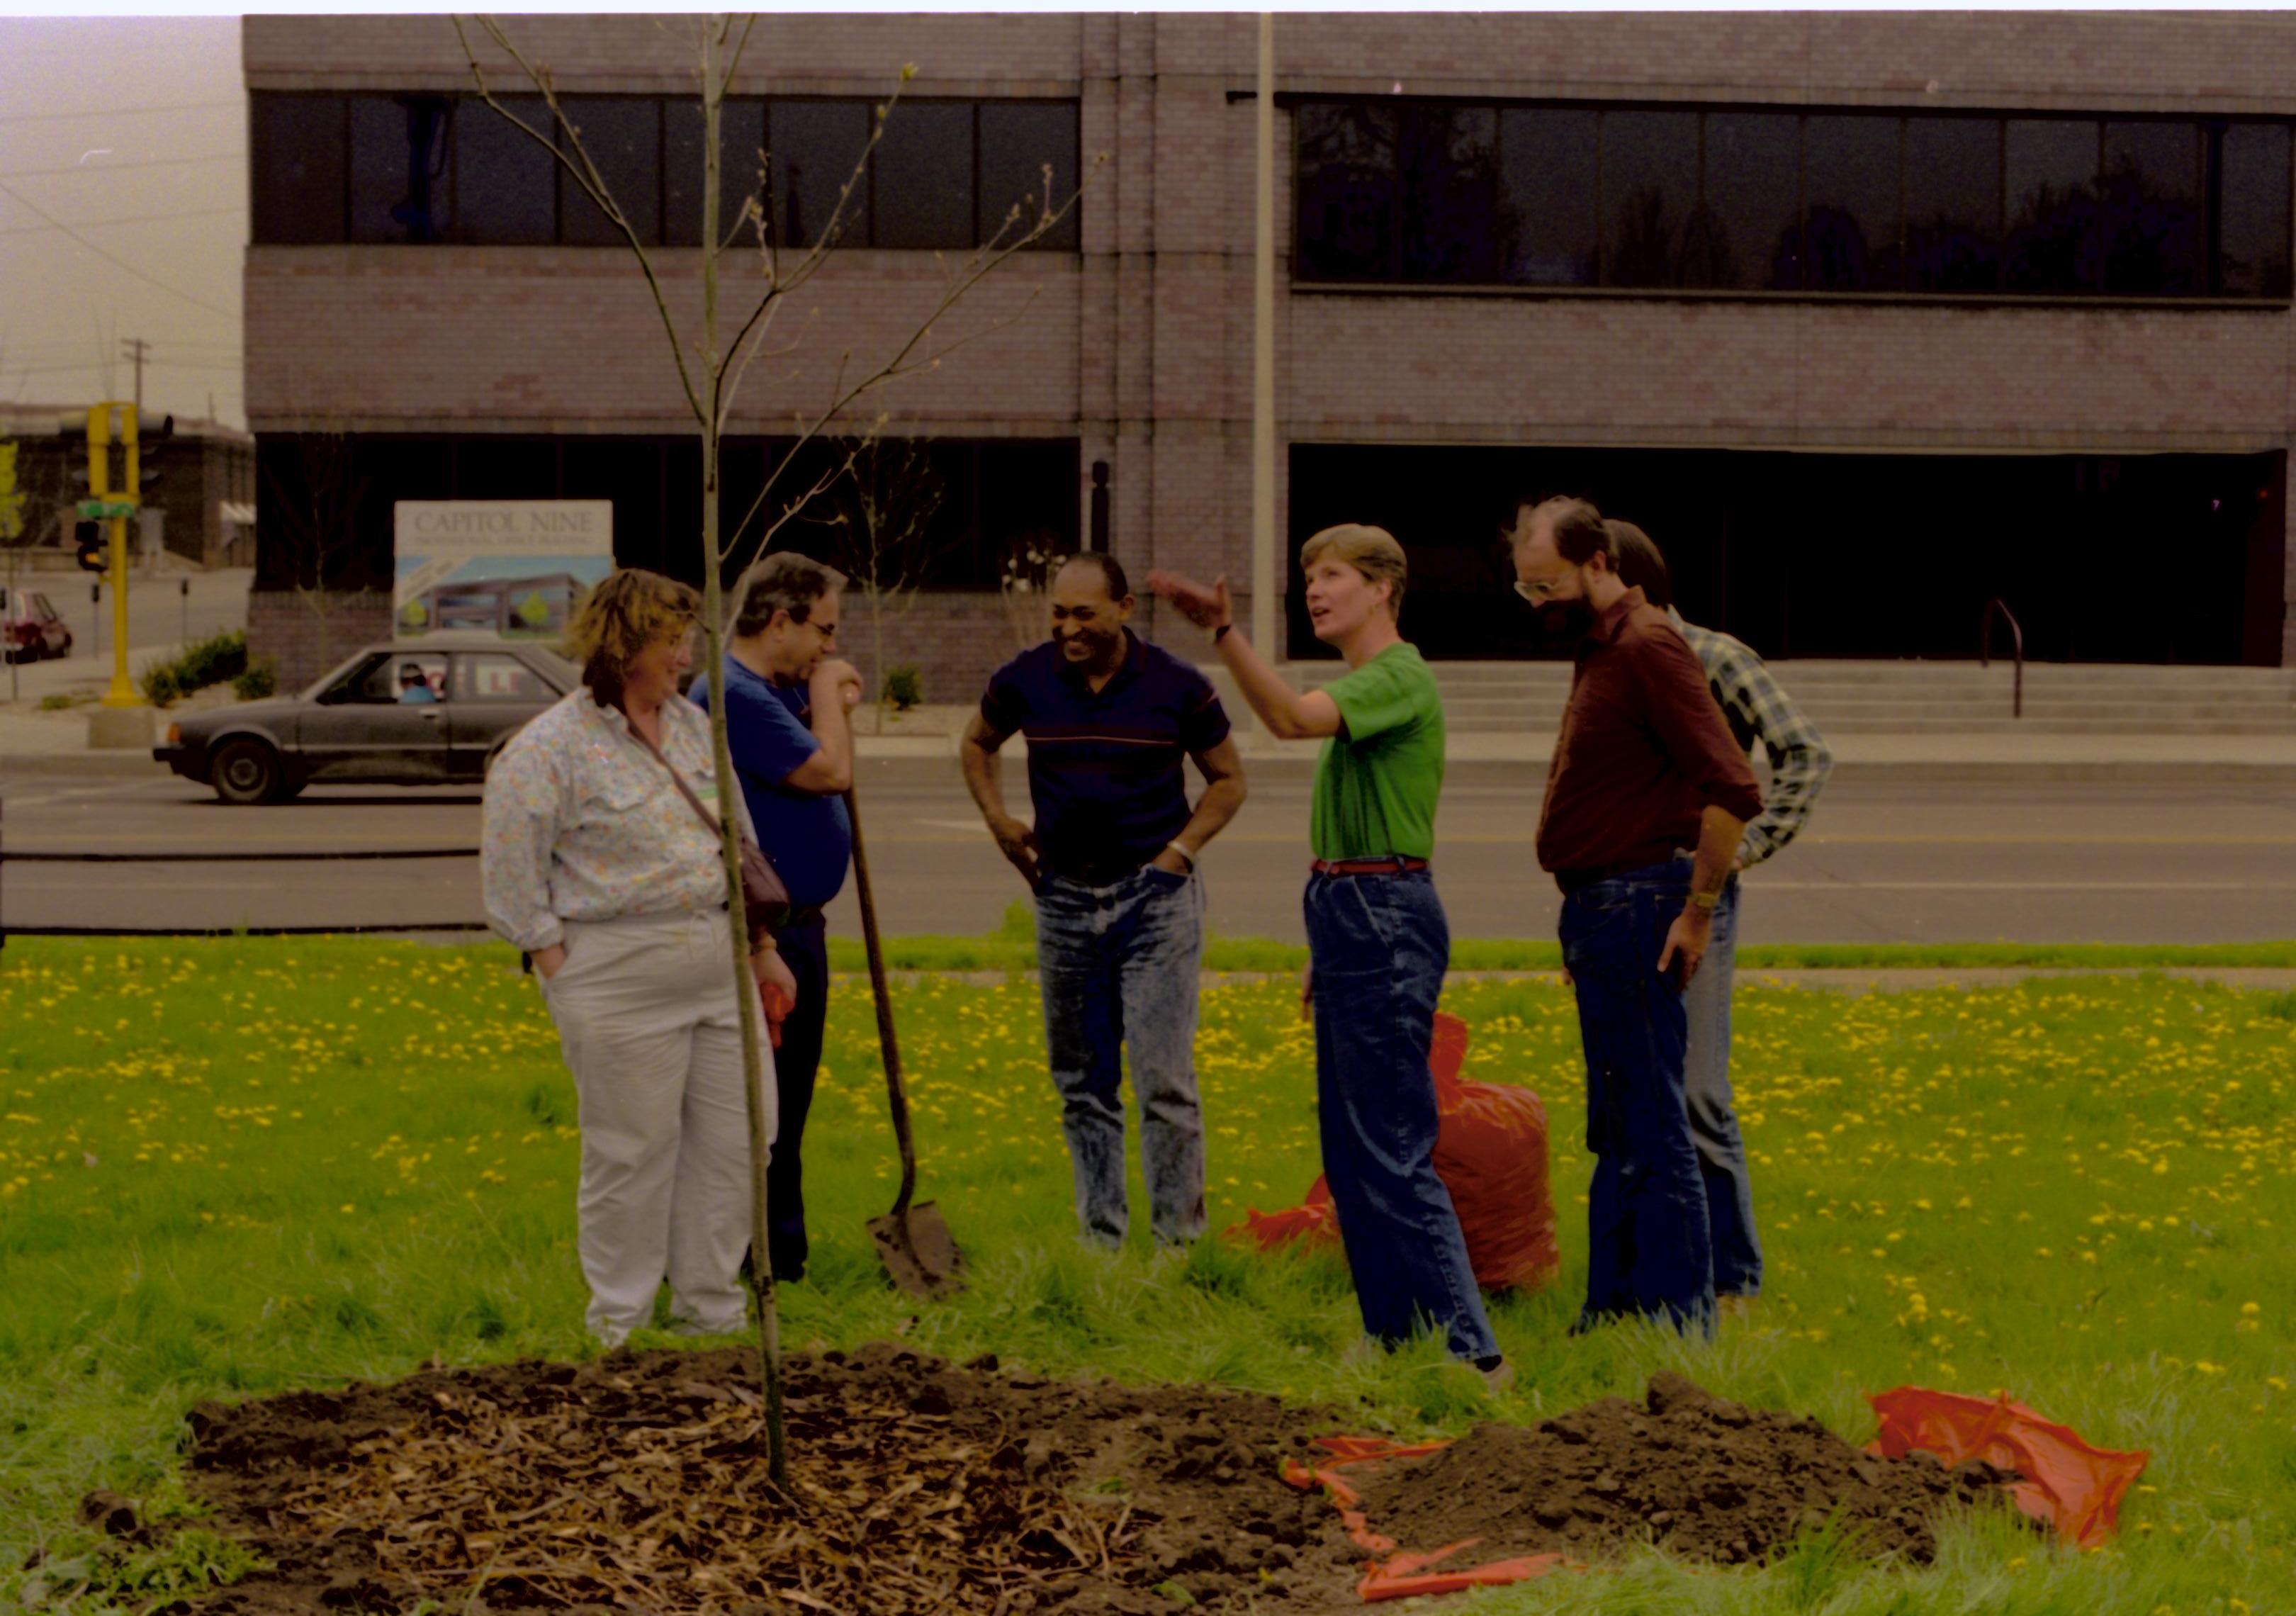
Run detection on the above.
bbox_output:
[1688,888,1721,911]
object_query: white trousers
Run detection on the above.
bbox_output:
[540,908,774,1342]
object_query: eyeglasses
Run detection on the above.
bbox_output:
[1514,579,1561,605]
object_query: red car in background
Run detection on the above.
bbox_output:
[0,585,73,662]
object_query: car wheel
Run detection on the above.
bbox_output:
[210,738,286,805]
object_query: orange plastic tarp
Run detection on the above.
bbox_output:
[1232,1014,1561,1293]
[1866,1386,2151,1550]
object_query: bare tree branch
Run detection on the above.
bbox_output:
[455,15,709,427]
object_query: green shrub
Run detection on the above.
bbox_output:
[231,658,278,702]
[137,663,182,707]
[174,629,247,690]
[36,692,82,712]
[882,664,923,711]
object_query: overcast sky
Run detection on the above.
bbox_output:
[0,15,244,429]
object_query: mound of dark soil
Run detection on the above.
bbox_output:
[152,1354,2026,1614]
[177,1342,1362,1615]
[1353,1371,2020,1569]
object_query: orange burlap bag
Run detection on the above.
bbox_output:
[1233,1013,1560,1293]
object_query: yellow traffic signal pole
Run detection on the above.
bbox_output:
[83,402,142,709]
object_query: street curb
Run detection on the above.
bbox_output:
[2,752,171,779]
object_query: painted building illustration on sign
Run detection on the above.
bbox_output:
[392,500,614,641]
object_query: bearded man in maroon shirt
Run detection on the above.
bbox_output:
[1509,495,1763,1337]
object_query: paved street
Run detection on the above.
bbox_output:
[6,759,2296,944]
[0,566,254,707]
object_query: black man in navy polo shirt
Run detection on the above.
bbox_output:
[961,554,1247,1250]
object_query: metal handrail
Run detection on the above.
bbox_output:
[1980,597,2025,719]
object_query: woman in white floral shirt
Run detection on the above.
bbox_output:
[483,568,799,1345]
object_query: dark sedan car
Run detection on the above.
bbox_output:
[155,634,579,803]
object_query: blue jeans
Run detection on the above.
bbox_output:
[1559,857,1716,1336]
[1034,865,1208,1247]
[1303,869,1499,1364]
[1682,877,1762,1297]
[765,919,830,1282]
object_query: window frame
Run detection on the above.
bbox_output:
[249,89,1080,254]
[1285,91,2295,310]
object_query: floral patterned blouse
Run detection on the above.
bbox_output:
[482,687,758,953]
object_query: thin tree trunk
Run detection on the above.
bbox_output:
[692,16,788,1490]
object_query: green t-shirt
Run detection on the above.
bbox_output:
[1309,643,1446,861]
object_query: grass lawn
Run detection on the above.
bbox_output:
[2,936,2292,1614]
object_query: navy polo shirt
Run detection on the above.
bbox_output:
[688,659,852,911]
[980,629,1232,883]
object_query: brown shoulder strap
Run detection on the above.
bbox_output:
[619,709,725,842]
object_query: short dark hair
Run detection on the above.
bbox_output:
[1604,520,1673,610]
[733,551,848,637]
[1055,552,1130,600]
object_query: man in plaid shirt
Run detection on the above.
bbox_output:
[1606,520,1833,1314]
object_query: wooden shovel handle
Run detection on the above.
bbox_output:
[845,786,918,1220]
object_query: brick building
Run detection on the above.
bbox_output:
[1,404,256,571]
[244,11,2296,692]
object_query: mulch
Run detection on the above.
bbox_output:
[55,1349,2033,1613]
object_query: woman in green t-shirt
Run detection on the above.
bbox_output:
[1149,527,1507,1388]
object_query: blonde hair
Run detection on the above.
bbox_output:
[1299,523,1407,616]
[563,568,700,707]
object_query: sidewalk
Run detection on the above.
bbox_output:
[16,693,2296,779]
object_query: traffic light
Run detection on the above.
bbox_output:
[74,521,106,573]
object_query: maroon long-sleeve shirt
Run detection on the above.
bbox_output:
[1535,588,1765,879]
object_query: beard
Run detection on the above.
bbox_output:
[1536,597,1598,649]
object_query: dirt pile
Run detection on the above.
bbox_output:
[177,1342,1362,1615]
[154,1354,2028,1614]
[1353,1370,2020,1568]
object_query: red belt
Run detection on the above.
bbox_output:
[1310,856,1429,877]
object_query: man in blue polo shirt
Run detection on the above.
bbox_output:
[962,554,1247,1250]
[690,551,862,1284]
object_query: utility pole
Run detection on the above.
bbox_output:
[1250,14,1278,668]
[122,338,150,416]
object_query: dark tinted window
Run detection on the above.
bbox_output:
[455,94,556,245]
[2220,122,2294,298]
[1296,102,1399,280]
[2005,118,2100,293]
[1497,108,1597,286]
[770,101,872,247]
[2103,121,2202,295]
[1699,112,1801,289]
[979,101,1079,249]
[1602,110,1699,287]
[1904,117,2000,292]
[252,95,346,245]
[874,102,974,249]
[349,95,452,244]
[559,96,662,246]
[665,96,765,249]
[1804,115,1901,290]
[1399,106,1499,283]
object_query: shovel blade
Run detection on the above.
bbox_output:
[867,1200,967,1300]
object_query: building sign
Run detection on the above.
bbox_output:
[392,500,613,641]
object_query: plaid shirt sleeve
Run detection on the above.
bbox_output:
[1678,618,1833,870]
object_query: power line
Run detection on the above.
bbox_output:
[0,205,242,238]
[2,359,235,376]
[0,180,239,321]
[0,152,242,181]
[0,99,241,127]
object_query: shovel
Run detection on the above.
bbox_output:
[845,784,967,1300]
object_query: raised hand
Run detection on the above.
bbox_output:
[1145,570,1232,634]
